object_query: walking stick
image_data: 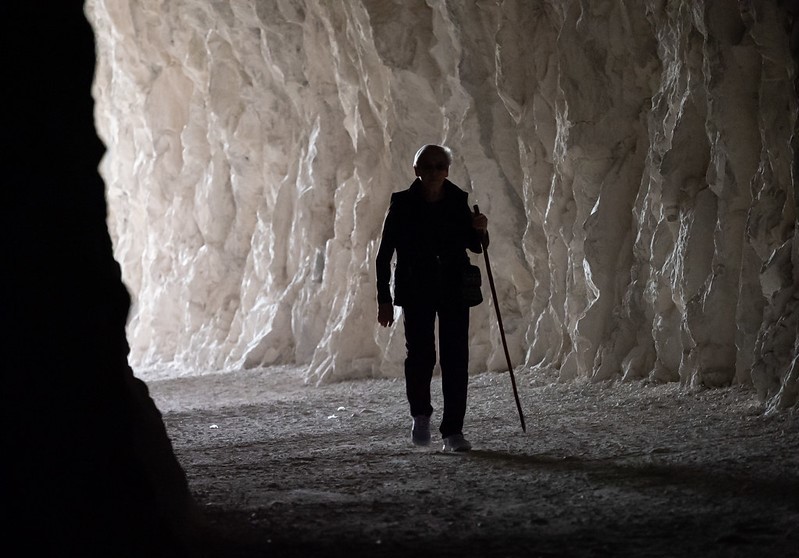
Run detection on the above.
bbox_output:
[474,205,526,433]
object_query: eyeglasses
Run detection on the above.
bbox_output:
[416,163,449,171]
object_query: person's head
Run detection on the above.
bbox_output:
[413,144,452,188]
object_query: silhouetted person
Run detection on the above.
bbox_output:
[376,144,488,451]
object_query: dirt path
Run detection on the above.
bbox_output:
[147,367,799,557]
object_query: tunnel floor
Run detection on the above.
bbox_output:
[148,366,799,557]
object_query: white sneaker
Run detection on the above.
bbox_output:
[442,433,472,452]
[411,415,431,446]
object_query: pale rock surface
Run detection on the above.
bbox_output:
[87,0,798,409]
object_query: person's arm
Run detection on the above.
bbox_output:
[376,197,397,326]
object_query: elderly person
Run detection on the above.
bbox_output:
[376,144,488,451]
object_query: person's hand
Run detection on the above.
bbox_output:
[472,211,487,233]
[472,212,488,248]
[378,303,394,327]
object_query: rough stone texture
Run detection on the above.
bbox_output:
[149,366,799,557]
[87,1,798,409]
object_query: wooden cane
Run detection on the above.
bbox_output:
[474,205,526,432]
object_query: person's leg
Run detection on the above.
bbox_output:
[438,304,470,438]
[403,304,437,418]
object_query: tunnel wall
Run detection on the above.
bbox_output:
[88,0,798,409]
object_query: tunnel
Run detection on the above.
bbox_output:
[3,1,798,556]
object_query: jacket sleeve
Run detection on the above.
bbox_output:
[468,228,488,253]
[375,195,398,304]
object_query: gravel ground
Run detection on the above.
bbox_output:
[147,366,799,557]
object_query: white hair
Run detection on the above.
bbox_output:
[413,144,453,167]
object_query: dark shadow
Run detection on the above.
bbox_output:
[1,5,201,556]
[467,449,799,510]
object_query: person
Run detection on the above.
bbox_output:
[376,144,488,452]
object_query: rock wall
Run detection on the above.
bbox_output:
[87,0,798,409]
[3,4,197,553]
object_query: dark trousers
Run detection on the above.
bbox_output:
[402,303,470,438]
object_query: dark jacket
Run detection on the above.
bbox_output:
[376,179,484,307]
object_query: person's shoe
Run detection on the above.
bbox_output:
[442,433,472,452]
[411,415,431,446]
